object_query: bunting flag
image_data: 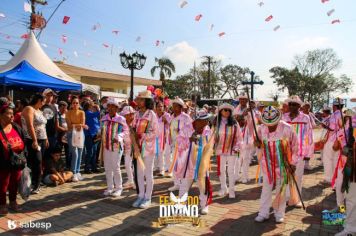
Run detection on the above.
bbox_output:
[62,16,70,24]
[195,14,203,21]
[179,0,188,8]
[327,9,335,16]
[155,40,160,46]
[58,48,63,55]
[258,2,264,7]
[24,2,32,13]
[218,32,226,37]
[112,30,119,35]
[73,51,78,57]
[331,19,341,24]
[209,24,214,31]
[102,43,109,48]
[21,33,29,39]
[61,35,67,43]
[265,15,273,22]
[321,0,329,3]
[136,36,141,42]
[273,25,281,31]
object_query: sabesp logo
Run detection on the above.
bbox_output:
[7,220,17,230]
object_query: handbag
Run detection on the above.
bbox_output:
[0,128,27,170]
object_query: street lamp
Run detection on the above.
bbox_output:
[119,51,147,101]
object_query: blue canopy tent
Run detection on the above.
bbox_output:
[0,60,82,91]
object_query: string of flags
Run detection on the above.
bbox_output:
[321,0,341,24]
[62,16,70,24]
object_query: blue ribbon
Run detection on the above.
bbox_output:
[194,137,204,181]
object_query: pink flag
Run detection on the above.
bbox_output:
[321,0,329,3]
[62,35,67,43]
[112,30,119,35]
[218,32,226,37]
[195,14,203,21]
[102,43,109,48]
[20,33,29,39]
[331,19,340,24]
[62,16,70,24]
[265,15,273,22]
[58,48,63,55]
[155,40,160,46]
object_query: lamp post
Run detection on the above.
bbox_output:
[119,51,147,101]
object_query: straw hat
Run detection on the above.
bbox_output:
[218,103,234,112]
[285,95,303,105]
[136,90,152,99]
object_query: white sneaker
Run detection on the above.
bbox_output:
[201,206,209,215]
[275,217,284,223]
[72,174,79,182]
[168,185,180,191]
[335,230,356,236]
[103,189,113,196]
[255,215,269,223]
[139,199,151,209]
[132,197,143,208]
[111,190,122,197]
[218,189,228,197]
[77,173,84,181]
[241,178,248,184]
[229,191,236,199]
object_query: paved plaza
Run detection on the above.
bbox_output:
[0,156,344,236]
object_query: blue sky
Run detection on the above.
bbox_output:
[1,0,355,101]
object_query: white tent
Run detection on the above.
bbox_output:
[0,31,81,87]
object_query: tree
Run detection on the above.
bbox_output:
[150,57,176,89]
[165,74,194,98]
[219,65,250,98]
[270,48,353,110]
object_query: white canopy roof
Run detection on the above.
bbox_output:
[0,31,80,85]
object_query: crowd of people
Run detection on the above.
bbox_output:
[0,87,355,236]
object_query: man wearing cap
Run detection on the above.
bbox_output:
[168,97,194,192]
[254,106,299,223]
[282,95,313,208]
[336,97,356,236]
[120,106,136,188]
[131,90,158,209]
[100,97,129,197]
[42,88,59,161]
[233,94,257,183]
[180,109,212,215]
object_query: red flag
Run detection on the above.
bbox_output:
[218,32,226,37]
[112,30,119,35]
[20,33,29,39]
[321,0,329,3]
[195,14,203,21]
[265,15,273,22]
[331,19,340,24]
[102,43,109,48]
[62,16,70,24]
[155,40,160,46]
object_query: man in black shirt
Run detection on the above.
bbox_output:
[42,88,59,161]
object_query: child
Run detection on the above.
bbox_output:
[43,145,73,186]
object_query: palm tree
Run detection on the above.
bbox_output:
[150,57,176,89]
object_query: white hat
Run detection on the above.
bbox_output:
[136,90,152,99]
[322,105,331,111]
[107,97,120,107]
[285,95,303,105]
[171,97,185,107]
[195,109,211,120]
[237,93,248,99]
[43,88,57,96]
[218,103,234,112]
[120,106,135,116]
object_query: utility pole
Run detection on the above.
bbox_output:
[202,56,216,99]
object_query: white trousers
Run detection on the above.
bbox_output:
[104,149,123,191]
[345,183,356,233]
[164,145,171,171]
[137,155,155,200]
[124,154,134,183]
[219,155,236,192]
[295,158,305,197]
[335,168,345,206]
[322,139,339,182]
[258,172,286,219]
[240,147,253,181]
[178,178,208,209]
